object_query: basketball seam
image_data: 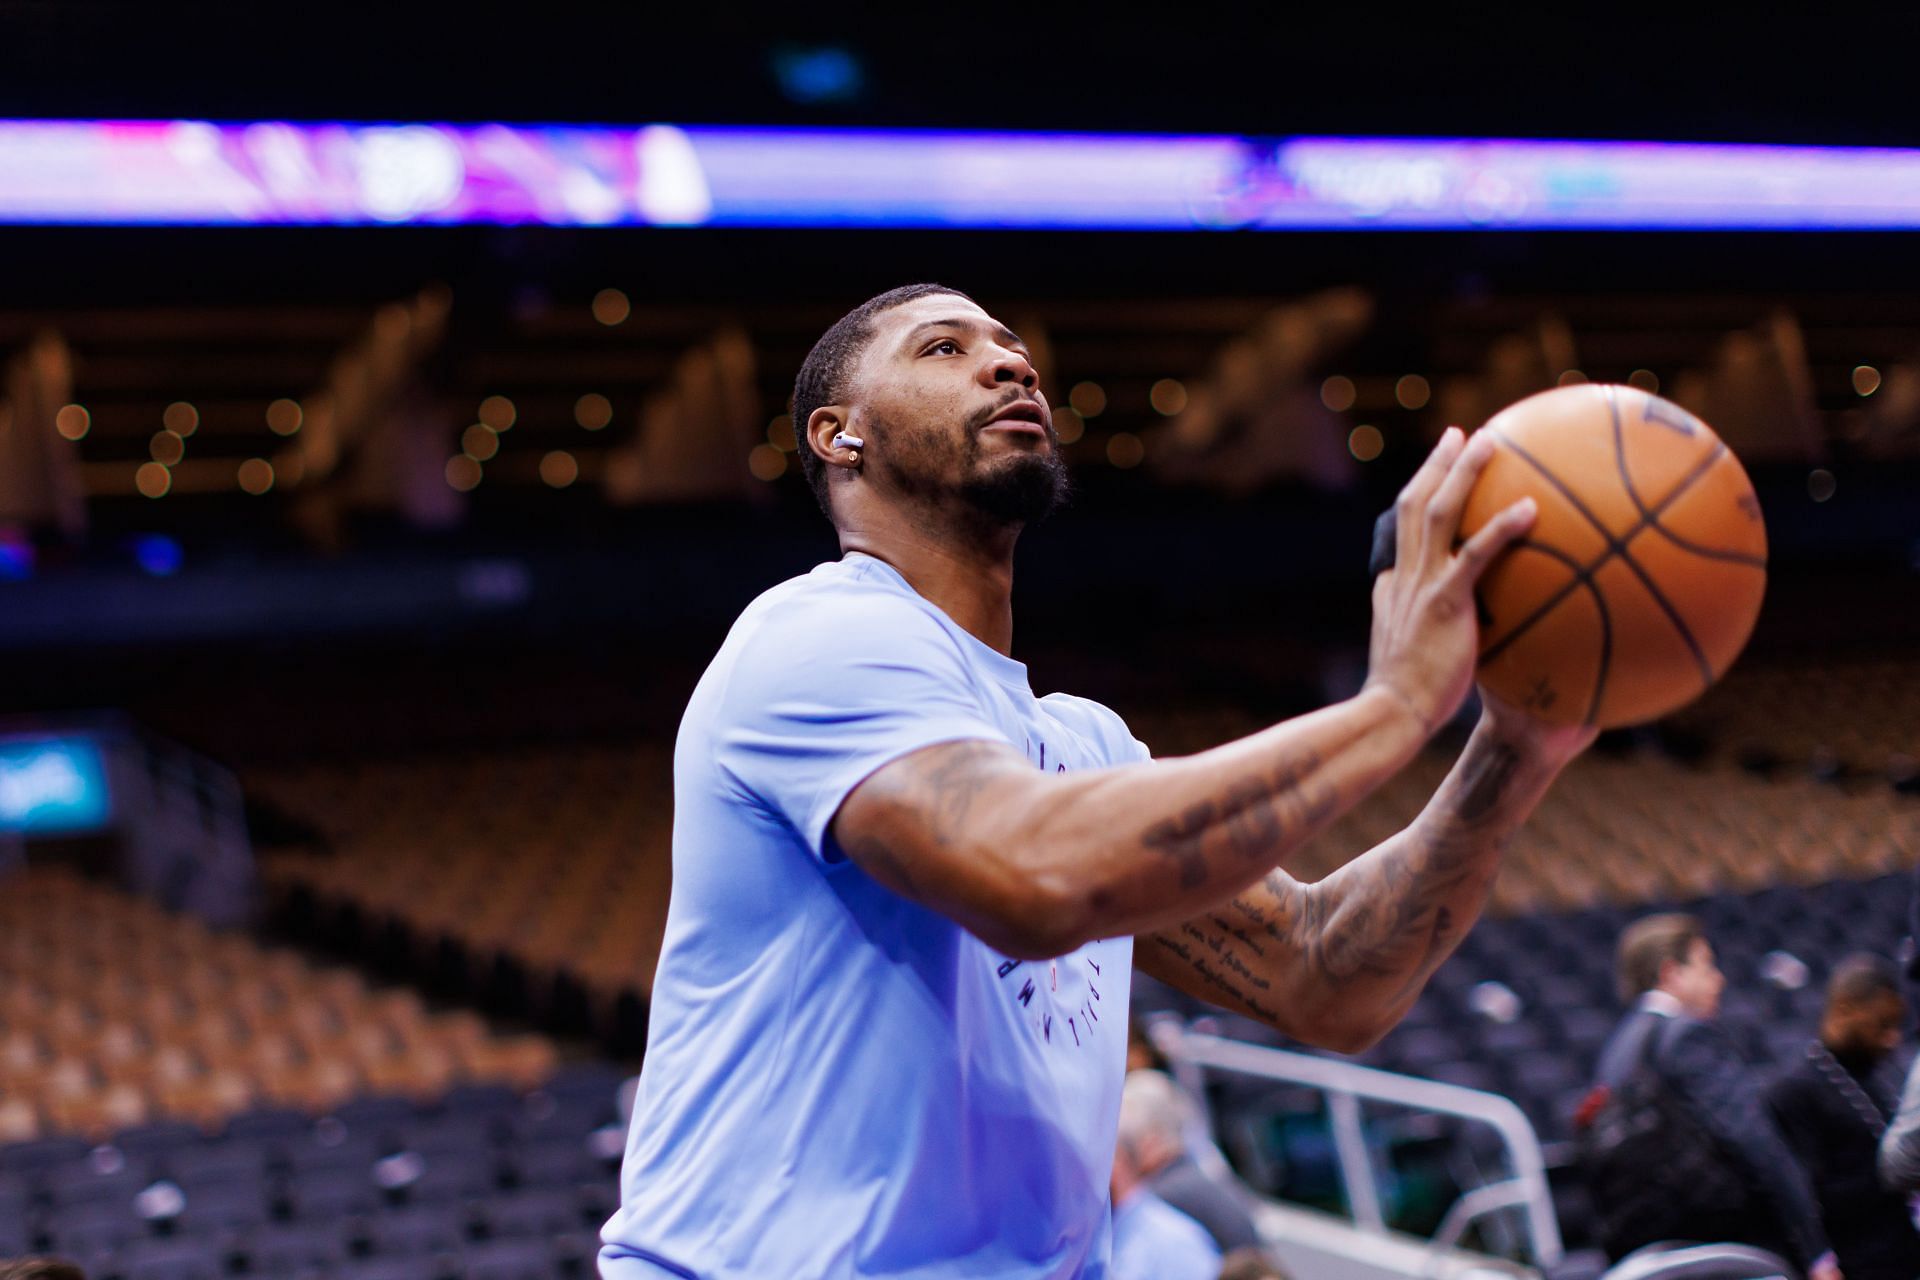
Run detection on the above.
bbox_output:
[1603,388,1727,686]
[1608,387,1766,568]
[1495,422,1714,689]
[1478,442,1727,664]
[1476,536,1613,725]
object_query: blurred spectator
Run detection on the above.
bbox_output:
[1580,913,1837,1280]
[1882,865,1920,1190]
[1882,1055,1920,1192]
[1111,1076,1220,1280]
[1117,1069,1260,1253]
[0,1261,86,1280]
[1127,1016,1169,1073]
[1767,954,1920,1280]
[1215,1246,1290,1280]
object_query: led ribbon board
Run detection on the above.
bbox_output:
[3,122,1920,228]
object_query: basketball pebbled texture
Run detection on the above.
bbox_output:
[1458,383,1768,728]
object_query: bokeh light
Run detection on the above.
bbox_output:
[540,451,579,488]
[134,462,171,498]
[1052,406,1085,444]
[766,415,797,451]
[266,398,304,436]
[462,424,501,461]
[575,393,614,430]
[163,401,199,436]
[1808,468,1837,502]
[1557,369,1588,386]
[150,430,186,466]
[592,288,631,326]
[1106,432,1144,468]
[1149,379,1188,416]
[478,395,516,431]
[237,458,275,495]
[444,455,482,491]
[748,444,788,480]
[1320,376,1356,412]
[55,404,89,441]
[1853,364,1882,396]
[1394,375,1430,411]
[1348,424,1385,461]
[1068,382,1107,418]
[1628,368,1661,394]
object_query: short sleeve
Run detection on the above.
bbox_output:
[712,586,1012,863]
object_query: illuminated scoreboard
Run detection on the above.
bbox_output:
[3,122,1920,229]
[0,732,112,836]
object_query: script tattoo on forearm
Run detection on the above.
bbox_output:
[1150,739,1530,1023]
[1139,753,1337,891]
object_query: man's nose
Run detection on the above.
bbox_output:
[985,347,1038,390]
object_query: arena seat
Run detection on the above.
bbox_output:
[1,1058,626,1278]
[0,866,562,1141]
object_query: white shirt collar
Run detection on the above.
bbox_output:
[1639,989,1685,1018]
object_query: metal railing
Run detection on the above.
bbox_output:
[1152,1021,1564,1269]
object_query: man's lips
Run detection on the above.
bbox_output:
[982,403,1050,436]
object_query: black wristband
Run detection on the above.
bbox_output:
[1368,507,1398,578]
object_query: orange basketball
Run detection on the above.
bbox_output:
[1458,384,1767,728]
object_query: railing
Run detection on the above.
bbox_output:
[1151,1021,1564,1269]
[1604,1243,1797,1280]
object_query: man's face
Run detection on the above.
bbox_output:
[1665,938,1725,1019]
[1827,991,1906,1060]
[843,294,1067,527]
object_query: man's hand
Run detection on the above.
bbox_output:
[1809,1251,1843,1280]
[1367,426,1537,733]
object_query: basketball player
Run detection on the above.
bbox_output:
[600,285,1595,1279]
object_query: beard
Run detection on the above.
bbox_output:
[868,403,1071,529]
[959,447,1071,526]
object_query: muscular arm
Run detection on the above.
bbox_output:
[835,427,1545,967]
[834,684,1428,962]
[1137,707,1586,1052]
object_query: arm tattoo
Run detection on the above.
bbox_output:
[1148,737,1533,1023]
[1139,753,1336,893]
[915,741,1012,846]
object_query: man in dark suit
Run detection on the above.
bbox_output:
[1769,954,1920,1280]
[1587,913,1838,1280]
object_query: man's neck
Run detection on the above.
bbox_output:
[838,512,1019,656]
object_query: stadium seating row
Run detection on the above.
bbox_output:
[0,1059,626,1279]
[0,868,559,1143]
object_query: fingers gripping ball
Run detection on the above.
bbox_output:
[1458,384,1767,728]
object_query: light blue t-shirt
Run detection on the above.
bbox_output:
[1109,1190,1222,1280]
[601,553,1151,1280]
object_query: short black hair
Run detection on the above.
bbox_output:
[790,283,972,516]
[1828,952,1902,1009]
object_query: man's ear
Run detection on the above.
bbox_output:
[807,406,860,470]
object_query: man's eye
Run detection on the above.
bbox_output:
[926,339,960,356]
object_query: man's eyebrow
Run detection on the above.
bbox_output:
[900,317,1029,352]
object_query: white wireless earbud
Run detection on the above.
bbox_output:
[830,432,865,451]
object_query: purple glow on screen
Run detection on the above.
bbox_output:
[2,121,1919,229]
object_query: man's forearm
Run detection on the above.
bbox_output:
[1140,712,1572,1047]
[842,685,1430,960]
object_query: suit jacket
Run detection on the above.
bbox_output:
[1767,1048,1920,1280]
[1594,1004,1831,1268]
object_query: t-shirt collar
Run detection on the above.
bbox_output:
[839,552,1033,691]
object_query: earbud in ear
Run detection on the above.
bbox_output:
[830,432,865,451]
